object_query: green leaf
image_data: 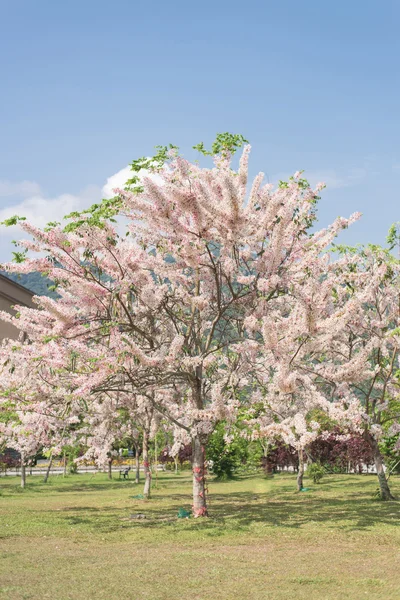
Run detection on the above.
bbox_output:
[193,132,249,158]
[0,215,26,227]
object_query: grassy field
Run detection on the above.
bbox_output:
[1,471,399,600]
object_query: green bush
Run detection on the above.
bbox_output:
[307,462,325,484]
[68,462,78,475]
[207,423,239,480]
[62,445,82,475]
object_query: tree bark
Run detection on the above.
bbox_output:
[364,431,395,500]
[297,448,304,492]
[142,430,151,499]
[21,454,26,489]
[134,443,140,484]
[372,437,395,500]
[107,458,113,480]
[192,435,208,517]
[43,453,53,484]
[174,456,179,475]
[154,435,158,489]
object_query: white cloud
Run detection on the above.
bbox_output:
[102,162,164,199]
[0,163,167,261]
[0,164,144,239]
[0,184,101,261]
[0,180,42,197]
[102,166,132,199]
[0,185,101,231]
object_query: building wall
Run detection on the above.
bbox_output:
[0,274,34,341]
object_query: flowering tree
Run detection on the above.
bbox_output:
[0,403,67,488]
[117,393,159,498]
[242,230,367,491]
[0,134,361,513]
[312,241,400,500]
[0,332,83,485]
[76,394,124,478]
[254,232,400,498]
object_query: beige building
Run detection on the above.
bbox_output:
[0,274,34,341]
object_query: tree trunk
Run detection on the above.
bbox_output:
[363,431,395,500]
[43,453,53,484]
[154,436,158,489]
[142,430,151,499]
[63,451,67,477]
[174,456,179,475]
[297,448,304,492]
[134,444,140,484]
[21,454,26,489]
[107,458,113,480]
[372,437,395,500]
[192,435,208,517]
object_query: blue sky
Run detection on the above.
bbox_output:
[0,0,399,260]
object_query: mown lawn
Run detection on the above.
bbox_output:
[0,471,399,600]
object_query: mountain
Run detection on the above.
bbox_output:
[1,271,57,298]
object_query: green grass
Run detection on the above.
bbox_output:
[1,471,400,599]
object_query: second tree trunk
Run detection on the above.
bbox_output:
[192,435,208,517]
[43,454,53,484]
[134,443,140,484]
[297,448,304,492]
[21,454,26,489]
[142,431,152,499]
[371,436,395,500]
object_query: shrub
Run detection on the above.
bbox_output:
[207,423,238,480]
[307,462,325,484]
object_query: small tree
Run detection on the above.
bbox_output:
[306,462,324,484]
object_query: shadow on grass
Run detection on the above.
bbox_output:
[1,480,150,495]
[2,473,399,536]
[0,471,192,495]
[112,476,400,534]
[208,493,399,531]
